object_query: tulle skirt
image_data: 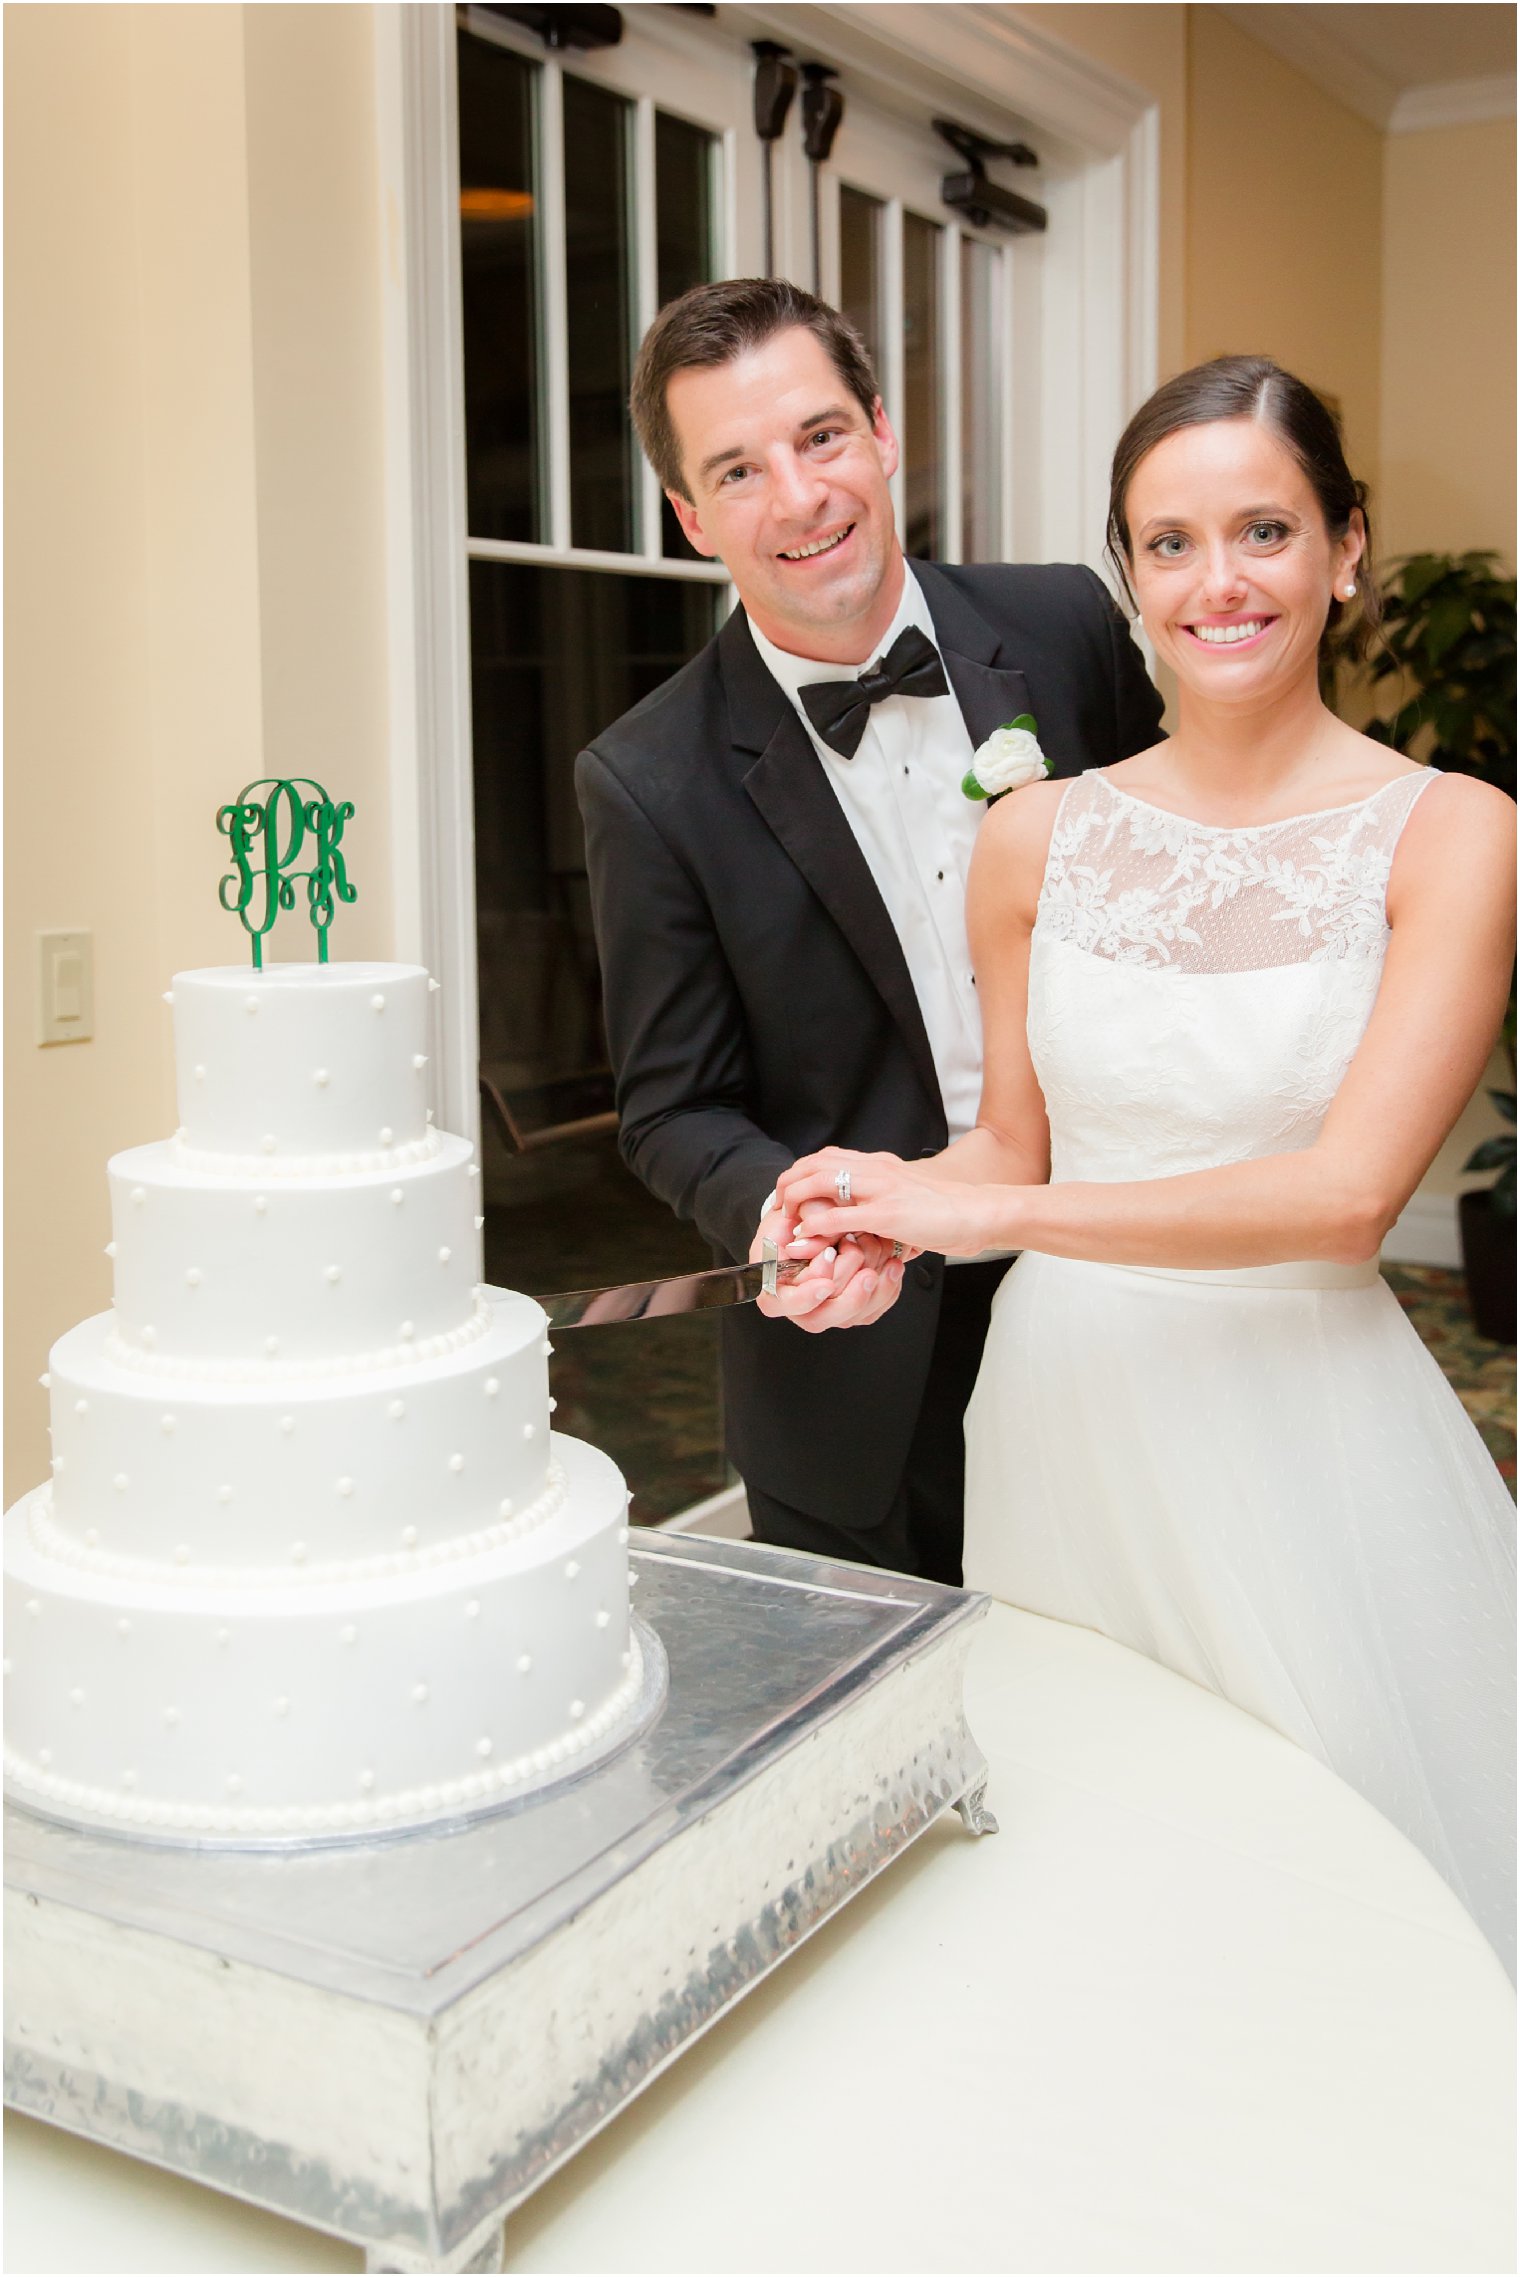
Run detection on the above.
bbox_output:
[963,1252,1518,1976]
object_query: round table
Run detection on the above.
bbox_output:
[6,1603,1513,2274]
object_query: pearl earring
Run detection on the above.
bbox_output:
[1342,581,1357,600]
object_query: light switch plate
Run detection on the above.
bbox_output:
[38,928,94,1046]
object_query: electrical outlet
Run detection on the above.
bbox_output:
[38,929,94,1046]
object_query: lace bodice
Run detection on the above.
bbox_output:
[1028,770,1435,1183]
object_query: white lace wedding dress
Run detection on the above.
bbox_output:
[963,769,1517,1974]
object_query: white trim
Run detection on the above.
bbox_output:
[467,535,728,583]
[1217,4,1397,129]
[882,196,905,534]
[539,59,573,553]
[743,3,1155,156]
[374,4,480,1150]
[656,1482,752,1541]
[941,221,964,566]
[1390,75,1517,134]
[1384,1195,1462,1273]
[632,96,663,560]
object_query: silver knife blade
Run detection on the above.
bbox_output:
[538,1241,808,1330]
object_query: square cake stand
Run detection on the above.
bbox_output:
[4,1532,997,2273]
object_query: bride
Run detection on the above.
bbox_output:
[773,355,1517,1975]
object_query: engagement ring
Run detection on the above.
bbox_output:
[834,1167,853,1206]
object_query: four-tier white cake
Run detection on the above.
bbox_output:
[2,962,646,1843]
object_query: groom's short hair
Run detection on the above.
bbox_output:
[631,278,879,501]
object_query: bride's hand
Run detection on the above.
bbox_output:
[775,1147,997,1258]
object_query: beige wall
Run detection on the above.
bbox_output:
[1186,8,1384,491]
[4,4,393,1502]
[1380,116,1516,568]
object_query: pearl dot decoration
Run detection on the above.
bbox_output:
[185,1268,202,1288]
[74,1398,89,1416]
[291,1542,308,1565]
[475,1216,486,1231]
[264,1336,280,1357]
[173,1545,191,1565]
[227,1774,243,1797]
[122,1769,138,1789]
[215,1628,231,1646]
[274,1697,291,1718]
[163,1706,180,1727]
[595,1609,610,1629]
[129,1187,146,1208]
[193,1065,206,1084]
[371,994,387,1012]
[387,1399,406,1420]
[379,1126,394,1146]
[162,990,174,1006]
[25,1600,41,1617]
[523,1424,537,1442]
[390,1189,405,1207]
[359,1768,377,1792]
[116,1618,131,1637]
[484,1379,500,1399]
[336,1478,355,1499]
[324,1265,342,1285]
[476,1737,493,1759]
[448,1454,465,1474]
[113,1473,129,1493]
[261,1135,278,1155]
[38,1373,50,1390]
[340,1625,358,1646]
[104,1242,118,1260]
[399,1321,415,1341]
[69,1687,85,1708]
[412,1054,428,1072]
[280,1415,296,1435]
[548,1397,558,1414]
[401,1525,418,1548]
[564,1559,580,1581]
[517,1654,533,1674]
[314,1069,330,1088]
[438,1247,452,1265]
[569,1700,585,1721]
[253,1195,269,1216]
[412,1683,430,1705]
[217,1484,234,1504]
[160,1414,176,1435]
[465,1600,482,1620]
[498,1498,514,1520]
[245,994,260,1013]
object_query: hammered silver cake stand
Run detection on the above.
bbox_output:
[5,1531,996,2273]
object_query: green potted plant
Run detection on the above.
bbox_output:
[1353,550,1516,1340]
[1361,551,1515,796]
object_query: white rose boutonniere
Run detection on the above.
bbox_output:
[962,713,1050,801]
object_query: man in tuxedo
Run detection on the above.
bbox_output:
[576,278,1162,1583]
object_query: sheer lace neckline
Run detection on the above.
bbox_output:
[1095,769,1432,838]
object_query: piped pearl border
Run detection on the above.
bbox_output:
[104,1300,493,1382]
[170,1130,442,1180]
[26,1462,567,1587]
[1,1629,645,1840]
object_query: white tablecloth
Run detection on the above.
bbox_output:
[6,1602,1514,2274]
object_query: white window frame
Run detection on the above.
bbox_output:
[376,1,1159,1144]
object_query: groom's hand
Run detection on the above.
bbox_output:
[751,1199,905,1332]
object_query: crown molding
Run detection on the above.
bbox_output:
[1389,74,1517,134]
[1217,4,1397,127]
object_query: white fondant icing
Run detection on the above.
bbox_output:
[6,961,635,1847]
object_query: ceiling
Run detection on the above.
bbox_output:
[1219,3,1516,129]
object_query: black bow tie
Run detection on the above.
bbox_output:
[797,625,950,759]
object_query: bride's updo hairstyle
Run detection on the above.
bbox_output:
[1104,354,1380,662]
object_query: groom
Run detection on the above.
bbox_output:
[576,279,1162,1583]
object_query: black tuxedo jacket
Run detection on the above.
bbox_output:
[576,559,1164,1529]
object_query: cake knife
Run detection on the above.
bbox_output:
[538,1239,809,1329]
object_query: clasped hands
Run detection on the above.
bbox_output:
[752,1146,991,1331]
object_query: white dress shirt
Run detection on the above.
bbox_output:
[749,567,985,1139]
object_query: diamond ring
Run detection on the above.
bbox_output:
[834,1167,853,1207]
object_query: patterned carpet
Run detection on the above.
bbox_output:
[1381,1262,1516,1495]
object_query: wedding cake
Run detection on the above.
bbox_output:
[3,960,647,1844]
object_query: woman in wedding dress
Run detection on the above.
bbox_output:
[773,356,1517,1974]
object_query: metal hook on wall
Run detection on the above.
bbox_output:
[799,64,843,293]
[751,41,798,278]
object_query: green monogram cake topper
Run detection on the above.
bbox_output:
[217,778,357,969]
